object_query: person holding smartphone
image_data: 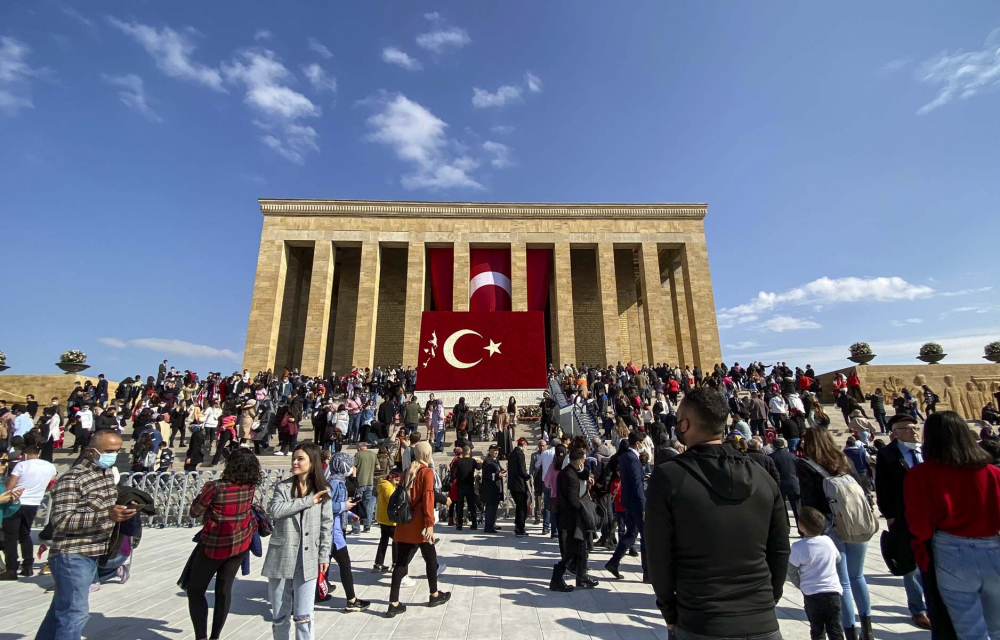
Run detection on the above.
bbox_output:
[324,452,370,612]
[263,443,334,639]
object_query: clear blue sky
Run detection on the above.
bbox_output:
[2,1,998,379]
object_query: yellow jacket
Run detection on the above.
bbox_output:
[376,478,397,526]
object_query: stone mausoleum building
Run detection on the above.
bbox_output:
[242,199,723,377]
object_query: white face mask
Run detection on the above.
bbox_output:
[900,441,920,451]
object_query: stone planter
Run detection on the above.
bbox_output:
[985,354,1000,364]
[848,354,876,365]
[56,362,91,374]
[917,354,946,364]
[0,365,8,373]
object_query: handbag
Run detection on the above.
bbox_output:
[251,503,273,537]
[879,524,917,576]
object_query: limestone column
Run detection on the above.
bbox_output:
[553,243,576,366]
[639,242,674,366]
[453,241,470,312]
[302,241,336,377]
[510,241,528,312]
[351,241,381,369]
[402,241,426,367]
[596,243,621,367]
[668,256,692,368]
[243,239,288,374]
[681,243,723,368]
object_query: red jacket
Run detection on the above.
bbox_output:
[904,461,1000,571]
[797,376,813,391]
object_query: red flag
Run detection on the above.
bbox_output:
[469,248,511,312]
[415,312,547,391]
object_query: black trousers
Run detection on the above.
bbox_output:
[803,592,844,640]
[484,499,500,531]
[375,525,397,566]
[40,440,54,462]
[456,486,477,527]
[187,548,243,640]
[786,494,801,531]
[169,425,186,447]
[511,491,528,533]
[210,432,233,466]
[552,527,588,584]
[331,545,355,601]
[389,542,438,603]
[2,505,39,571]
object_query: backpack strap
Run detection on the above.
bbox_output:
[803,458,831,479]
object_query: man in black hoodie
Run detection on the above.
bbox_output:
[646,387,789,640]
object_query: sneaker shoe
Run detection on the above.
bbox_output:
[0,570,17,581]
[604,563,623,580]
[400,575,417,588]
[273,451,285,456]
[117,564,130,585]
[428,591,451,607]
[89,583,100,592]
[345,598,370,612]
[372,564,390,573]
[363,527,371,533]
[40,564,51,576]
[627,548,639,557]
[386,602,407,618]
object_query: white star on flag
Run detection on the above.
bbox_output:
[484,339,502,356]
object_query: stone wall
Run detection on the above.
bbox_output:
[817,363,1000,421]
[373,247,408,368]
[570,248,605,366]
[328,247,361,375]
[0,374,119,407]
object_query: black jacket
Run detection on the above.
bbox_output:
[780,415,804,440]
[507,447,529,494]
[555,464,589,533]
[769,448,800,497]
[746,450,781,488]
[481,456,504,503]
[186,429,206,467]
[646,443,789,637]
[875,440,910,521]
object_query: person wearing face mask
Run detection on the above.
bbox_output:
[646,388,790,640]
[36,429,136,639]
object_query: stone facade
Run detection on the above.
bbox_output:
[817,363,1000,421]
[0,374,118,408]
[243,199,724,377]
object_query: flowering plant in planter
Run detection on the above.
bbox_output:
[919,343,944,357]
[0,350,6,366]
[59,350,88,364]
[985,341,1000,358]
[849,342,873,356]
[518,405,542,420]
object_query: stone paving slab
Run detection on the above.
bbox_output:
[2,510,930,640]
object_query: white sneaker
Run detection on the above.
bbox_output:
[273,451,285,456]
[400,575,417,588]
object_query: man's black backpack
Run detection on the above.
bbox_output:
[387,482,413,524]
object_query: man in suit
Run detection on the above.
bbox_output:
[507,437,531,537]
[875,414,931,630]
[95,374,109,407]
[481,445,506,534]
[550,449,598,591]
[768,438,801,533]
[605,430,648,581]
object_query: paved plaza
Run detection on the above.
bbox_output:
[3,507,929,640]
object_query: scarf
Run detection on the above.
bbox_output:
[327,452,354,485]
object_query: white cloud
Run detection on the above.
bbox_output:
[62,6,94,28]
[890,317,924,327]
[224,50,320,119]
[261,123,319,164]
[525,71,543,93]
[472,84,522,108]
[382,47,422,71]
[416,14,471,55]
[307,37,332,59]
[756,315,821,333]
[483,140,513,168]
[102,73,161,122]
[0,36,47,114]
[917,28,1000,114]
[133,338,241,361]
[725,341,761,351]
[717,276,935,329]
[302,62,336,92]
[940,286,993,297]
[254,29,272,41]
[491,125,514,135]
[880,58,911,73]
[365,93,483,190]
[99,337,127,349]
[108,18,225,91]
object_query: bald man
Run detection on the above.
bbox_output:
[37,430,135,640]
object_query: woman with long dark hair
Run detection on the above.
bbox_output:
[386,441,451,617]
[323,452,370,611]
[905,411,1000,640]
[797,428,873,640]
[263,443,333,639]
[187,449,261,640]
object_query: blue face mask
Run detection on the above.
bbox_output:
[95,452,118,469]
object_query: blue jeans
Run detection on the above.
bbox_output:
[359,484,375,529]
[434,427,444,452]
[96,552,129,584]
[828,526,872,628]
[933,531,1000,640]
[902,568,927,616]
[36,553,99,640]
[347,413,361,442]
[268,566,317,640]
[787,437,800,452]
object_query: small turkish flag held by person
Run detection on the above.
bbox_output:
[415,311,547,391]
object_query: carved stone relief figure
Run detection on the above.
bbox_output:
[942,375,972,419]
[911,374,928,413]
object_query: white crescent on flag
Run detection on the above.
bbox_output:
[442,329,483,369]
[468,271,512,301]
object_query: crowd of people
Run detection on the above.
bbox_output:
[2,356,1000,640]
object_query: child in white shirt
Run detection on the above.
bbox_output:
[788,506,844,640]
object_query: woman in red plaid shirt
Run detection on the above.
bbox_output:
[187,449,261,640]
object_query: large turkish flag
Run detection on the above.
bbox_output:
[469,248,511,312]
[415,311,547,391]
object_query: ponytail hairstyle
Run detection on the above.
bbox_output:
[406,441,433,496]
